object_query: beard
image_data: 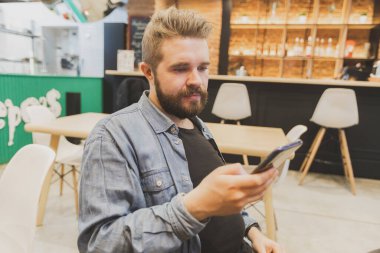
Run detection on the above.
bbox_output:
[155,78,208,119]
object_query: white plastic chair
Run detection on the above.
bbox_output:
[276,124,308,184]
[212,83,252,164]
[26,105,83,215]
[212,83,252,123]
[0,144,55,253]
[299,88,359,195]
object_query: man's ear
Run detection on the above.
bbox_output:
[140,62,154,82]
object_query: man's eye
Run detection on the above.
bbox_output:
[173,68,187,72]
[198,66,209,71]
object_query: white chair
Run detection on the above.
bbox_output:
[276,124,308,184]
[26,105,83,215]
[299,88,359,195]
[212,83,252,164]
[0,144,55,253]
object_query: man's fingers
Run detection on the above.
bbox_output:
[213,163,246,176]
[228,168,277,188]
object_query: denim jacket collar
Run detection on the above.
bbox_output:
[138,91,213,139]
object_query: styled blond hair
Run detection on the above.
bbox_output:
[142,6,212,71]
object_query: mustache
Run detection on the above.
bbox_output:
[181,86,207,97]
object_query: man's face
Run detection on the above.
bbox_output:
[151,37,210,119]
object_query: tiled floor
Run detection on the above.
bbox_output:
[1,164,380,253]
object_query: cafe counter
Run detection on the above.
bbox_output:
[105,70,380,180]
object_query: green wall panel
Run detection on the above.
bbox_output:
[0,74,102,164]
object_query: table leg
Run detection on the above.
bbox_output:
[36,135,59,226]
[264,185,276,241]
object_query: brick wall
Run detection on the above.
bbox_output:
[177,0,222,75]
[127,0,155,17]
[126,0,222,74]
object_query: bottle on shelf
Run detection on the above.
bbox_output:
[319,38,325,57]
[256,44,262,56]
[236,65,247,76]
[270,1,278,23]
[314,37,320,57]
[269,43,277,56]
[299,38,305,56]
[345,40,356,58]
[335,43,340,58]
[277,43,283,57]
[263,43,269,56]
[305,36,313,57]
[326,37,334,57]
[291,37,300,57]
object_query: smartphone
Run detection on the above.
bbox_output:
[251,139,303,174]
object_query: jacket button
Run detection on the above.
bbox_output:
[156,180,163,187]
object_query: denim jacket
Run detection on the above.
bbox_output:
[78,91,257,253]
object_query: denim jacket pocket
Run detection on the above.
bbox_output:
[141,168,176,206]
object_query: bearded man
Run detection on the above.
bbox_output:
[78,7,283,253]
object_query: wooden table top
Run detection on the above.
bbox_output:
[205,122,287,158]
[24,113,108,139]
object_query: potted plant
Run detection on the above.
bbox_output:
[298,12,307,24]
[359,12,368,24]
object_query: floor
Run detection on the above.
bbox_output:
[1,164,380,253]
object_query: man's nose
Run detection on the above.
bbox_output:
[187,69,202,87]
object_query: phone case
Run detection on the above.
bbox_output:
[251,139,303,174]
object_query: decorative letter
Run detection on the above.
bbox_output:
[0,101,7,130]
[5,99,22,146]
[46,89,62,117]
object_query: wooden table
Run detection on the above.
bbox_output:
[24,113,107,226]
[206,122,288,240]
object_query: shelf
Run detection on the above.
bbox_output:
[228,0,380,79]
[313,57,338,61]
[256,56,282,60]
[343,57,376,61]
[284,56,309,60]
[347,24,380,29]
[231,23,380,30]
[228,55,376,61]
[0,27,39,38]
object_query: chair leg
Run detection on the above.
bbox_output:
[72,166,79,217]
[299,127,326,185]
[338,129,356,195]
[299,127,324,172]
[242,155,249,166]
[60,164,65,196]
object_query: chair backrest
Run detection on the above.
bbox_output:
[276,124,308,184]
[0,144,55,253]
[286,125,308,142]
[310,88,359,129]
[25,105,56,146]
[115,77,150,111]
[212,83,251,121]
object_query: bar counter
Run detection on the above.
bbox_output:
[104,70,380,180]
[105,70,380,88]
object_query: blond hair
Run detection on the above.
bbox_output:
[142,7,212,71]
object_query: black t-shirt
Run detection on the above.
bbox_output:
[178,125,246,253]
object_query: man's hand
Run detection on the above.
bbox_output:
[248,227,285,253]
[183,163,277,221]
